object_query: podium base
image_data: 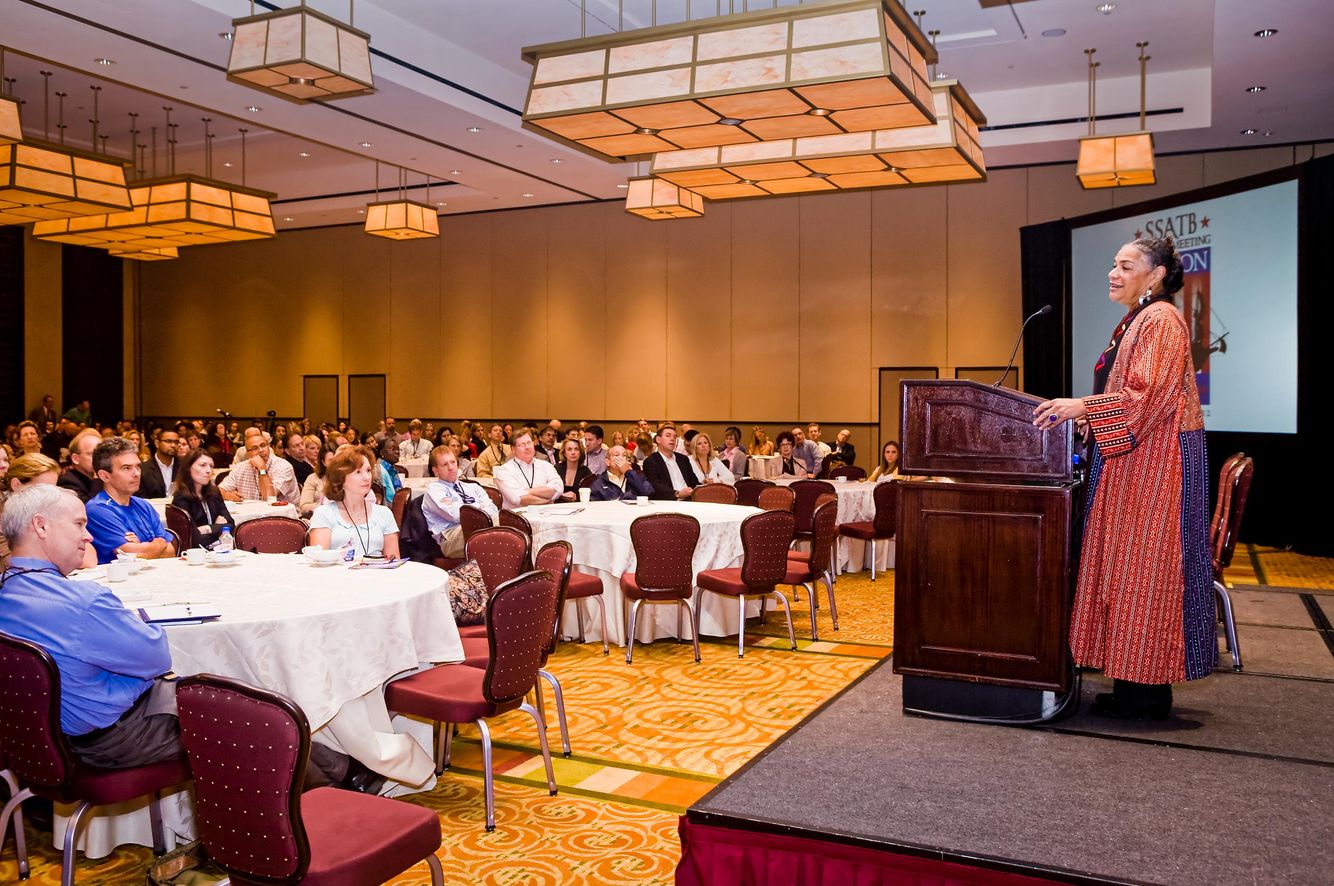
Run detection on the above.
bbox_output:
[902,674,1069,725]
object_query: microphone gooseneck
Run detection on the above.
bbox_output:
[994,304,1053,387]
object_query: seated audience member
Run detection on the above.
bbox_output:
[0,484,182,769]
[308,446,400,559]
[421,446,498,557]
[869,440,902,482]
[688,432,736,486]
[474,424,511,478]
[534,425,561,464]
[827,428,857,467]
[284,433,314,486]
[643,425,698,501]
[583,425,608,475]
[493,429,564,509]
[59,429,104,502]
[170,449,235,550]
[1,453,66,570]
[400,420,433,459]
[807,423,832,464]
[86,437,173,565]
[791,426,823,477]
[749,426,775,456]
[776,431,810,478]
[16,420,42,456]
[220,427,299,503]
[590,446,653,502]
[718,427,748,482]
[137,427,181,499]
[376,437,404,502]
[556,438,593,502]
[300,439,342,518]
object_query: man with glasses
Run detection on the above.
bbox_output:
[420,446,497,558]
[137,428,181,498]
[219,427,299,503]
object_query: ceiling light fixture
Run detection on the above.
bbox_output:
[1076,43,1155,189]
[522,0,938,162]
[227,0,374,102]
[1253,29,1278,38]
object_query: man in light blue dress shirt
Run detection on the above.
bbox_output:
[421,446,498,557]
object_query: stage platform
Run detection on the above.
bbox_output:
[681,658,1334,885]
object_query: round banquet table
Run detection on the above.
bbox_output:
[146,497,299,526]
[54,552,462,858]
[771,478,895,573]
[522,500,762,646]
[399,456,430,478]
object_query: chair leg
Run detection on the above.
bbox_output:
[625,598,643,664]
[475,719,497,830]
[769,589,798,650]
[61,800,94,886]
[1215,580,1242,671]
[681,593,702,663]
[148,791,167,855]
[426,853,444,885]
[519,701,558,797]
[737,594,748,658]
[0,784,33,881]
[594,594,609,655]
[539,668,572,757]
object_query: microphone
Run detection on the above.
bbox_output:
[994,304,1052,387]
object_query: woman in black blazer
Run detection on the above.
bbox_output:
[556,438,593,502]
[170,448,236,549]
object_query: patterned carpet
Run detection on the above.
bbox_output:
[4,548,1327,884]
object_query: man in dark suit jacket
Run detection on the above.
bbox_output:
[590,446,654,502]
[641,426,698,501]
[136,429,180,499]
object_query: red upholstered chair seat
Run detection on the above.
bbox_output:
[297,787,443,886]
[696,568,748,597]
[460,636,490,668]
[838,520,878,540]
[565,571,603,599]
[385,663,521,726]
[457,624,488,639]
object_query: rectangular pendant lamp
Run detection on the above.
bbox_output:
[521,0,937,162]
[363,199,439,239]
[0,141,133,226]
[228,3,374,102]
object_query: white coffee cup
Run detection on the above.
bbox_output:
[636,495,649,506]
[185,548,207,566]
[107,560,131,582]
[578,487,591,503]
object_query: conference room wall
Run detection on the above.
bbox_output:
[131,145,1317,426]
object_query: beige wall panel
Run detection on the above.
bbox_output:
[729,198,799,423]
[869,184,947,373]
[546,203,607,419]
[1202,146,1293,184]
[386,235,443,419]
[946,169,1027,368]
[490,209,549,418]
[604,205,668,420]
[439,214,493,418]
[1026,163,1114,225]
[23,232,62,412]
[1111,153,1205,207]
[666,202,733,421]
[799,191,872,422]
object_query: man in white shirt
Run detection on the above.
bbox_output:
[493,429,564,509]
[399,419,433,459]
[220,427,299,502]
[421,446,497,557]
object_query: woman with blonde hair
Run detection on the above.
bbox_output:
[1,453,64,569]
[688,432,736,486]
[748,426,775,456]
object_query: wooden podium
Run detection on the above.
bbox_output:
[893,380,1079,722]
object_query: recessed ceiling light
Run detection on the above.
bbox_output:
[466,126,483,133]
[219,32,233,41]
[1240,128,1258,135]
[359,141,372,147]
[1245,85,1266,93]
[1095,3,1116,14]
[807,108,833,117]
[246,105,261,113]
[1254,28,1278,38]
[1042,28,1067,37]
[522,192,535,198]
[298,151,311,157]
[718,117,743,126]
[94,57,115,66]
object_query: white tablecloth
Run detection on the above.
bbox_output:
[523,500,761,646]
[399,456,430,478]
[146,497,299,526]
[57,553,462,857]
[771,478,894,573]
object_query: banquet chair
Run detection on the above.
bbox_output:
[164,504,193,550]
[828,465,867,481]
[621,513,702,665]
[390,487,412,531]
[0,632,191,886]
[791,480,836,543]
[785,501,841,641]
[459,504,495,544]
[756,485,795,512]
[235,515,308,554]
[691,484,738,505]
[385,571,559,831]
[735,478,771,508]
[457,527,530,640]
[176,675,443,885]
[696,511,799,658]
[1211,454,1254,671]
[483,485,504,510]
[839,480,899,580]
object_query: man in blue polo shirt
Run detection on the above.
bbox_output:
[85,437,173,565]
[0,484,180,768]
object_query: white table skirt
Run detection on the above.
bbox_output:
[523,500,763,646]
[56,553,462,857]
[146,497,300,526]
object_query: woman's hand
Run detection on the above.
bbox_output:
[1032,397,1088,428]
